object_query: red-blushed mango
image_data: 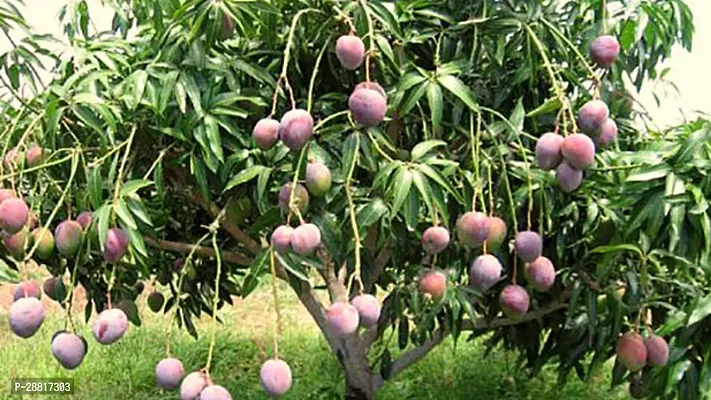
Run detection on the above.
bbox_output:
[556,161,583,193]
[644,335,669,367]
[279,109,313,150]
[271,225,294,254]
[278,182,309,216]
[32,227,55,260]
[456,211,490,247]
[260,359,292,397]
[421,226,450,254]
[4,147,24,169]
[0,188,15,203]
[180,371,208,400]
[92,308,128,345]
[200,385,232,400]
[305,161,332,197]
[350,294,381,327]
[499,284,530,319]
[155,357,184,390]
[43,277,64,302]
[335,35,365,70]
[525,256,556,292]
[616,332,647,372]
[77,211,93,230]
[535,132,564,170]
[0,197,29,233]
[26,145,45,167]
[514,230,542,263]
[485,216,507,252]
[349,87,387,127]
[13,280,41,302]
[4,229,30,259]
[470,254,502,291]
[355,81,387,101]
[252,118,280,150]
[577,100,610,135]
[104,228,129,263]
[597,118,618,148]
[291,223,321,255]
[562,133,596,169]
[9,297,44,338]
[326,301,360,336]
[55,220,83,257]
[147,292,165,313]
[590,35,620,66]
[51,331,87,369]
[419,269,447,299]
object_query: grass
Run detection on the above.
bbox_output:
[0,280,630,400]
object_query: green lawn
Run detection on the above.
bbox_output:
[0,282,629,400]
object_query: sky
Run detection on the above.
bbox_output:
[1,0,709,128]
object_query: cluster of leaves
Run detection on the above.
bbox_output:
[0,0,707,397]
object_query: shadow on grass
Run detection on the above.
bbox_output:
[0,312,629,400]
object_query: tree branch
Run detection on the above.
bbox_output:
[164,166,262,255]
[385,327,446,384]
[317,247,347,302]
[144,236,253,266]
[385,294,571,384]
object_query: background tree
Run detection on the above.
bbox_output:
[0,0,707,399]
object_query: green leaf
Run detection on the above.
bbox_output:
[120,179,152,198]
[116,200,138,230]
[224,165,267,193]
[426,81,443,134]
[412,170,434,220]
[356,198,388,229]
[125,196,153,227]
[397,72,427,94]
[124,225,148,258]
[390,167,412,214]
[414,163,464,204]
[204,114,224,163]
[411,140,446,161]
[180,73,203,116]
[341,133,359,178]
[96,204,112,251]
[688,292,711,326]
[526,96,561,117]
[437,75,479,112]
[88,167,103,210]
[626,164,671,182]
[399,82,427,115]
[274,252,309,281]
[590,244,643,256]
[256,167,272,213]
[131,69,148,110]
[174,81,187,113]
[509,98,525,132]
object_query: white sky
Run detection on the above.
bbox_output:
[2,0,710,128]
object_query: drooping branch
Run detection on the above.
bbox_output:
[144,236,252,266]
[384,328,447,385]
[385,295,570,383]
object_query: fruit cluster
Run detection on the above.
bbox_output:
[535,35,621,193]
